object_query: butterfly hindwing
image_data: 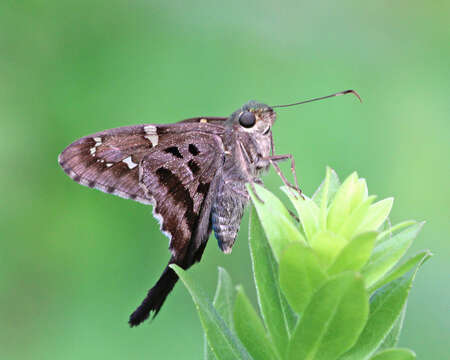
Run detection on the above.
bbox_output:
[139,130,226,263]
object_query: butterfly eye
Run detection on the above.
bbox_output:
[239,111,256,128]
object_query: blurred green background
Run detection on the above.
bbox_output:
[1,1,448,359]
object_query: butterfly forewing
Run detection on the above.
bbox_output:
[58,124,162,204]
[58,119,227,206]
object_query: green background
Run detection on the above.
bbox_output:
[1,1,448,359]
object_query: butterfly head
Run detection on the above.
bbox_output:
[228,100,276,135]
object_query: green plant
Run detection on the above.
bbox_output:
[171,168,431,360]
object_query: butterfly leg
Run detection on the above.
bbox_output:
[248,180,265,203]
[265,154,304,199]
[226,178,264,203]
[237,141,266,203]
[288,208,300,223]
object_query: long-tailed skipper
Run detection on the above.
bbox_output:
[58,89,360,327]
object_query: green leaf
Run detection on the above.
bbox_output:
[281,291,298,334]
[340,258,426,360]
[205,344,218,360]
[170,265,252,360]
[309,230,348,268]
[279,242,328,314]
[349,178,368,213]
[369,348,416,360]
[368,250,432,293]
[248,183,306,261]
[375,220,416,245]
[313,167,341,227]
[377,306,406,351]
[327,232,377,275]
[328,173,368,233]
[249,207,294,358]
[212,267,234,326]
[233,285,280,360]
[205,268,235,360]
[337,196,376,240]
[282,186,320,241]
[205,345,218,360]
[357,198,394,233]
[327,172,357,231]
[362,222,424,288]
[288,272,369,360]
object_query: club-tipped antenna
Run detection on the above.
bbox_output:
[271,89,362,108]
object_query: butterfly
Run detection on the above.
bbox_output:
[58,90,360,326]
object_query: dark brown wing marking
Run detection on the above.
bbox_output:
[139,131,225,261]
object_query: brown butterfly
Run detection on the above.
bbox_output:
[58,90,360,326]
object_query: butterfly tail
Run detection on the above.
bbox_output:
[128,231,210,327]
[128,263,179,327]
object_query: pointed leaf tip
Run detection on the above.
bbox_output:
[282,186,320,241]
[313,166,341,210]
[362,221,424,288]
[369,348,416,360]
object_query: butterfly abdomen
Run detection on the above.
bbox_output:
[211,182,249,254]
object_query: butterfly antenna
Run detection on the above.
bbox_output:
[271,89,362,108]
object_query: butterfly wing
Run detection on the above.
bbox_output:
[58,125,156,204]
[130,128,227,326]
[179,116,227,124]
[139,130,226,263]
[58,118,227,205]
[58,119,228,326]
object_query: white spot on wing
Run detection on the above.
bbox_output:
[93,137,102,146]
[90,137,103,157]
[122,156,138,169]
[144,125,158,146]
[144,125,157,134]
[106,163,113,168]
